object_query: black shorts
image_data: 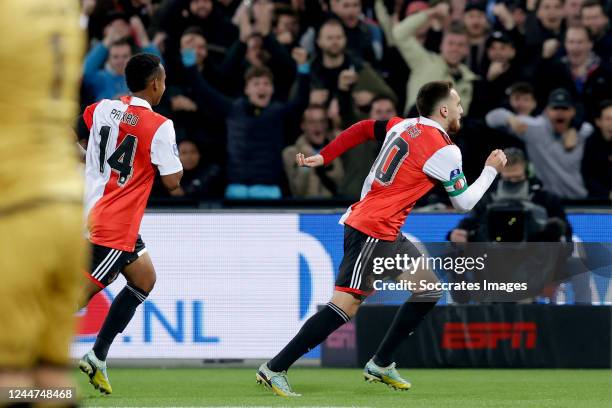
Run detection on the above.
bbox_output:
[335,225,422,297]
[87,236,147,288]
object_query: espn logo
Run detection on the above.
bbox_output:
[442,322,537,350]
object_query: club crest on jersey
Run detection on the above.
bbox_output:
[454,177,466,191]
[450,168,461,179]
[405,126,421,139]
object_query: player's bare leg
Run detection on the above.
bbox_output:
[80,253,156,394]
[257,290,362,396]
[122,252,157,293]
[364,265,442,390]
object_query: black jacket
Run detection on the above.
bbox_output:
[581,129,612,199]
[186,66,310,186]
[534,55,612,122]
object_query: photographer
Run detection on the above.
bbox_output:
[447,148,578,303]
[449,148,572,243]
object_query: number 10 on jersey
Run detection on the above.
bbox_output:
[374,134,409,185]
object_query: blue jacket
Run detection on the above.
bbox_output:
[83,42,161,102]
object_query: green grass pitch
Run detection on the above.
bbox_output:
[75,367,612,407]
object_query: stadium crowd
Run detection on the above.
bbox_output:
[77,0,612,204]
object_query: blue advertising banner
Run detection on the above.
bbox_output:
[72,212,611,360]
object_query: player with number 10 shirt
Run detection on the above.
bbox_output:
[257,81,507,397]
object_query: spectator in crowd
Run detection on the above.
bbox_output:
[374,0,443,109]
[182,47,311,199]
[491,1,527,38]
[157,27,226,158]
[83,39,131,102]
[565,0,585,25]
[581,0,612,62]
[336,68,398,127]
[464,2,491,76]
[86,0,155,43]
[76,0,605,205]
[471,31,524,115]
[82,13,160,103]
[309,19,396,108]
[449,148,572,242]
[524,0,566,62]
[581,100,612,199]
[155,0,239,65]
[282,105,344,197]
[486,88,592,199]
[392,3,478,115]
[535,25,612,121]
[507,82,538,116]
[216,0,241,21]
[336,69,398,197]
[219,2,298,100]
[505,1,530,35]
[330,40,398,199]
[273,4,301,50]
[329,0,384,64]
[375,0,444,50]
[170,139,223,198]
[369,95,398,119]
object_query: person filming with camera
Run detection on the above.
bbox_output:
[448,147,571,243]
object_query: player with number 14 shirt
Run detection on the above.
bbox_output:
[78,53,183,395]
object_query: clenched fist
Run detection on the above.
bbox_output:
[292,47,309,66]
[485,149,507,173]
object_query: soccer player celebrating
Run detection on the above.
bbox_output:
[79,53,183,394]
[257,81,507,396]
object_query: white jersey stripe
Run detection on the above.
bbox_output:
[355,238,378,290]
[350,237,370,288]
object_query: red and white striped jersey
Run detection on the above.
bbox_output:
[321,116,468,241]
[83,96,182,251]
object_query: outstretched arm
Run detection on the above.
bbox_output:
[320,120,387,163]
[295,120,379,167]
[182,49,233,116]
[298,117,403,167]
